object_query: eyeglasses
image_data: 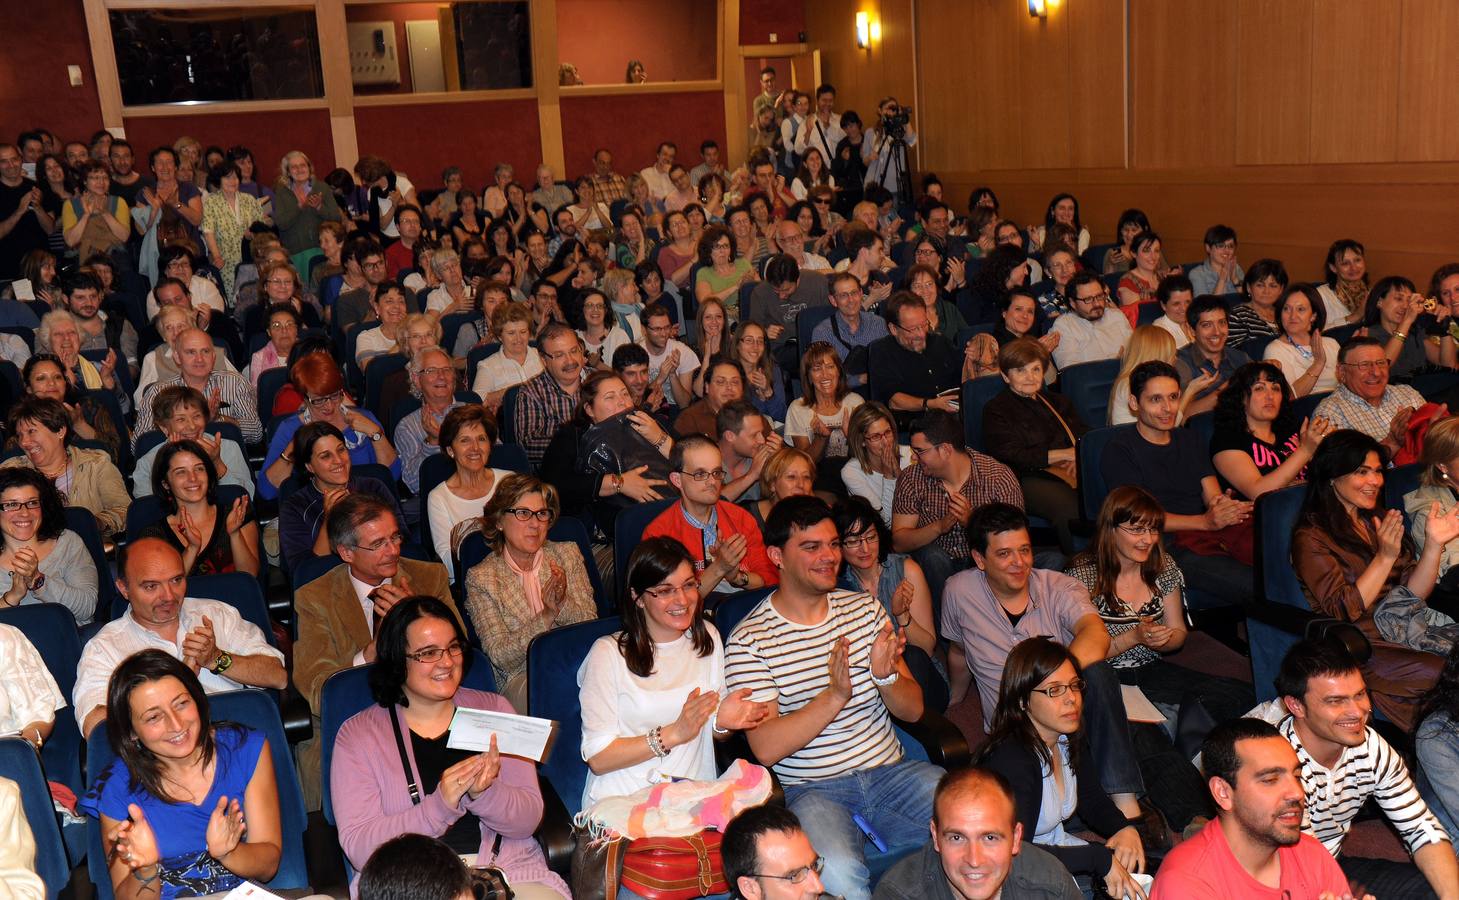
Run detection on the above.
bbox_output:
[813,199,831,206]
[406,641,466,664]
[1031,679,1085,698]
[352,532,405,553]
[678,468,725,484]
[268,320,298,331]
[739,335,765,345]
[841,532,879,550]
[1117,524,1160,537]
[362,259,386,270]
[753,857,824,885]
[1073,291,1110,304]
[643,580,700,601]
[266,277,294,286]
[909,443,938,458]
[0,499,41,512]
[419,366,453,378]
[542,345,584,361]
[833,289,863,301]
[504,507,552,522]
[307,390,345,407]
[1341,359,1390,372]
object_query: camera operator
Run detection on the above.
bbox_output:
[863,96,918,202]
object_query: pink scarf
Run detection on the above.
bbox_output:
[503,547,546,614]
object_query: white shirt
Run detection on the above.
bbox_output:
[1317,283,1359,328]
[841,445,914,525]
[638,166,674,201]
[579,325,633,367]
[74,598,284,730]
[1049,311,1133,370]
[355,325,401,364]
[0,623,65,736]
[784,394,864,456]
[427,471,509,582]
[799,252,832,272]
[794,112,846,168]
[472,347,543,398]
[426,284,467,314]
[578,629,725,808]
[1152,314,1192,349]
[1264,336,1341,395]
[378,173,416,238]
[790,175,837,202]
[145,274,225,318]
[641,339,700,406]
[568,203,610,232]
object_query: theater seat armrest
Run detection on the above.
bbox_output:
[1247,606,1373,665]
[281,693,313,745]
[895,711,971,770]
[537,776,575,874]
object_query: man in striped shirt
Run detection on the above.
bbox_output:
[725,496,942,900]
[1257,639,1458,898]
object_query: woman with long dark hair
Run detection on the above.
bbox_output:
[964,243,1030,325]
[1211,361,1331,500]
[146,439,259,577]
[1361,274,1456,379]
[0,466,98,624]
[332,595,567,897]
[577,537,768,807]
[82,650,282,899]
[1028,192,1090,256]
[978,637,1148,899]
[1316,238,1369,327]
[1295,430,1459,729]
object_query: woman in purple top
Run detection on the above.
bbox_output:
[331,595,567,897]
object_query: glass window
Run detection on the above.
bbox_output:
[347,1,531,96]
[109,7,324,106]
[555,0,717,86]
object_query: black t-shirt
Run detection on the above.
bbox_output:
[1209,426,1301,499]
[868,332,959,407]
[0,179,48,280]
[409,727,481,854]
[110,173,153,208]
[1102,426,1215,517]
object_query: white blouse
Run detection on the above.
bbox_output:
[472,347,544,398]
[841,445,914,525]
[0,623,65,736]
[1264,336,1341,395]
[577,629,725,809]
[426,469,509,583]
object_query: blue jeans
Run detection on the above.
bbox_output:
[910,544,969,626]
[783,759,943,900]
[1081,661,1146,798]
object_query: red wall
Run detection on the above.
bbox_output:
[353,98,539,191]
[559,92,726,181]
[740,0,805,45]
[0,0,103,144]
[122,110,336,180]
[556,0,718,85]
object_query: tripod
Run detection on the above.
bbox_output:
[875,133,913,209]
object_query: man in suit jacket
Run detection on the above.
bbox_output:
[292,492,455,808]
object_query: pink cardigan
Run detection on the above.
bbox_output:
[331,687,569,896]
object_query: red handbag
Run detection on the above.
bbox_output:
[615,831,727,900]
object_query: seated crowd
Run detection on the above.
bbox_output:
[6,95,1459,900]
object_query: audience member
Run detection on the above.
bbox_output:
[392,346,461,495]
[733,322,788,422]
[785,342,864,489]
[842,402,911,525]
[1407,415,1459,602]
[1227,258,1288,349]
[1102,361,1256,608]
[1186,225,1244,297]
[643,436,776,596]
[1264,283,1339,397]
[249,303,302,387]
[75,537,285,737]
[1116,230,1167,316]
[1210,362,1330,501]
[677,357,747,439]
[144,439,260,577]
[38,309,124,414]
[1050,271,1133,370]
[3,396,129,539]
[134,385,253,499]
[331,595,568,897]
[0,466,97,624]
[716,400,780,502]
[1107,326,1181,426]
[723,804,831,900]
[81,651,285,898]
[0,619,64,752]
[812,271,887,388]
[579,537,770,814]
[1293,430,1457,729]
[463,474,595,711]
[982,338,1087,555]
[278,421,403,572]
[1152,718,1355,899]
[578,288,632,371]
[135,327,262,444]
[1317,239,1369,328]
[1418,647,1459,844]
[357,833,474,900]
[1362,275,1456,379]
[689,297,730,397]
[747,446,816,531]
[725,496,939,900]
[274,149,344,257]
[870,293,965,424]
[612,342,673,424]
[427,406,507,583]
[517,324,586,467]
[1312,336,1425,450]
[1174,294,1251,416]
[977,638,1149,899]
[892,411,1022,603]
[640,302,699,408]
[0,143,52,281]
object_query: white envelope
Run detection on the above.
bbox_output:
[446,707,557,762]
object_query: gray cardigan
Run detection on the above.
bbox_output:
[0,530,99,625]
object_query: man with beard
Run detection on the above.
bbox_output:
[1154,718,1357,899]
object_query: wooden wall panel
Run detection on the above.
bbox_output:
[1234,0,1311,165]
[1398,0,1459,161]
[1309,0,1400,163]
[1016,7,1072,170]
[1130,0,1236,169]
[804,0,916,143]
[1067,0,1126,170]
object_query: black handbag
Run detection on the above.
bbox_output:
[391,710,515,899]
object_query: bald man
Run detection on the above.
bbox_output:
[874,767,1080,900]
[74,537,285,737]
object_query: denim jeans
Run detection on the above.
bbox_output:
[1416,711,1459,843]
[783,759,944,900]
[910,544,969,626]
[1081,661,1146,798]
[1165,544,1254,610]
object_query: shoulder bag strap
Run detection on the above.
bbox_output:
[1035,392,1079,449]
[388,708,422,805]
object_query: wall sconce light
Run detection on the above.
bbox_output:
[1028,0,1047,17]
[856,11,870,48]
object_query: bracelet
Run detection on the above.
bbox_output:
[647,725,668,759]
[1394,331,1408,341]
[653,433,668,450]
[610,474,624,495]
[710,712,728,736]
[131,864,161,886]
[870,669,900,687]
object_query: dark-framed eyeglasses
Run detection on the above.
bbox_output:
[0,499,42,512]
[307,390,345,407]
[752,856,824,885]
[1031,679,1085,699]
[406,641,466,664]
[504,507,552,522]
[678,468,725,483]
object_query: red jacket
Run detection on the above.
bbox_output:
[642,500,778,588]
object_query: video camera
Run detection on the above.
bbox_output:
[881,105,912,140]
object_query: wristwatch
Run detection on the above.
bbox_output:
[368,431,383,442]
[211,651,234,675]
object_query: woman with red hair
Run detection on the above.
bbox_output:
[258,350,399,501]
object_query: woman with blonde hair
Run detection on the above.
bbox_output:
[841,402,911,524]
[1107,325,1209,426]
[748,447,816,531]
[1406,415,1459,601]
[463,473,596,711]
[599,268,645,344]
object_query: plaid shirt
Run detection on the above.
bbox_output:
[1313,383,1424,443]
[891,450,1023,560]
[516,371,579,466]
[135,370,262,447]
[590,172,630,204]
